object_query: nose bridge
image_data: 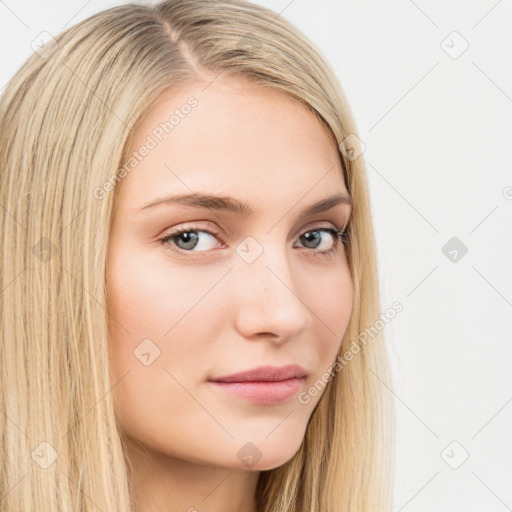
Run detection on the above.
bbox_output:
[231,235,312,338]
[236,234,293,292]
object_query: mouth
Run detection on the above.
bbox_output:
[208,376,306,405]
[208,364,308,404]
[209,364,308,383]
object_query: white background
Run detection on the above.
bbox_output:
[1,1,511,510]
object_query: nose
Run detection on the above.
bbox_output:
[230,242,313,343]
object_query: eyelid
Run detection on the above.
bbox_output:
[157,221,224,254]
[159,221,221,239]
[159,218,346,241]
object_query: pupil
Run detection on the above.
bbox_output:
[303,231,320,248]
[178,231,198,250]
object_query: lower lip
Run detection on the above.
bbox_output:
[209,377,305,404]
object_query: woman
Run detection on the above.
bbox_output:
[0,1,395,510]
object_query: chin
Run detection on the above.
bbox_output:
[232,441,303,472]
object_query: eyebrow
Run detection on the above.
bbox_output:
[137,192,352,217]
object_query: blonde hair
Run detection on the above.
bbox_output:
[0,1,395,510]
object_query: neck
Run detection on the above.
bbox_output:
[124,437,261,512]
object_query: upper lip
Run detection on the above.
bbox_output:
[209,364,307,383]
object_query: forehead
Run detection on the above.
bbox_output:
[118,77,348,213]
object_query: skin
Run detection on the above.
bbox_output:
[106,75,354,512]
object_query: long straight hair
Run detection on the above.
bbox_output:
[0,1,395,510]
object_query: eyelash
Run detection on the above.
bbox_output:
[157,222,348,260]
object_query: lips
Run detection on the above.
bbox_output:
[208,365,308,405]
[208,364,308,383]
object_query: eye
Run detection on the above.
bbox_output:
[158,222,348,259]
[295,227,347,257]
[159,222,222,255]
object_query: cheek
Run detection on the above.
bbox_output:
[105,251,226,446]
[306,261,354,367]
[294,264,353,409]
[307,259,353,333]
[107,250,217,341]
[106,247,232,389]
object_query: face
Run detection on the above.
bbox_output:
[106,75,353,472]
